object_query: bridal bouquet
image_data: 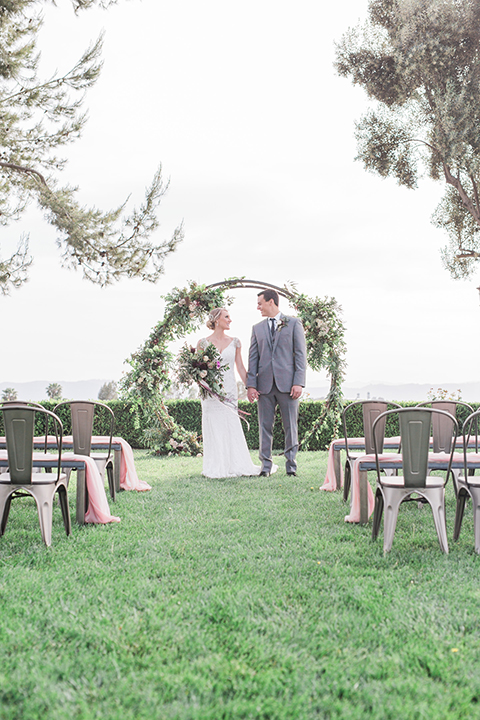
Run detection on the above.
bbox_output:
[176,343,228,399]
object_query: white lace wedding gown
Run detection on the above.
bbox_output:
[200,337,262,478]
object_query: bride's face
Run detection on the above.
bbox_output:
[216,309,232,330]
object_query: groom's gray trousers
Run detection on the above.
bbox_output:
[258,382,299,474]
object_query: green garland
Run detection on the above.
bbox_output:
[120,278,346,454]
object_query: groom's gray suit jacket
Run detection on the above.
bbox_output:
[247,315,306,394]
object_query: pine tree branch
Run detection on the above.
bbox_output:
[0,161,47,186]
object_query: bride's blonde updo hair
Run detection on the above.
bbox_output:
[206,307,224,330]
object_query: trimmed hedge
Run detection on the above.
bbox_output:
[2,399,478,451]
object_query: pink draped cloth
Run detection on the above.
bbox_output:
[320,438,367,491]
[321,437,403,493]
[344,452,394,523]
[344,451,464,523]
[61,452,121,524]
[0,449,120,524]
[90,436,151,492]
[35,435,151,493]
[320,440,344,491]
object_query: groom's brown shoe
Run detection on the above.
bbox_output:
[259,471,271,477]
[287,472,297,476]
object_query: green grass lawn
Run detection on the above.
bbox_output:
[1,450,480,720]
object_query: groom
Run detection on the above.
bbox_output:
[246,289,307,476]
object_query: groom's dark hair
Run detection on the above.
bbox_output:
[258,289,279,306]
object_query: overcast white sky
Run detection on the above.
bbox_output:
[1,0,479,392]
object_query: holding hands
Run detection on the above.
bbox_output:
[247,385,302,402]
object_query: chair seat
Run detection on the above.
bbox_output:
[91,453,112,467]
[379,474,444,489]
[0,472,68,485]
[458,475,480,487]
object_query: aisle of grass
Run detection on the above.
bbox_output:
[1,450,480,719]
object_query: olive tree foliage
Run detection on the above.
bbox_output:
[0,0,183,294]
[335,0,480,279]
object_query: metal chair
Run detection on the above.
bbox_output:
[342,400,401,502]
[371,407,457,553]
[0,405,71,546]
[54,400,116,501]
[453,410,480,552]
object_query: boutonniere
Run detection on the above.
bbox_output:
[276,316,289,332]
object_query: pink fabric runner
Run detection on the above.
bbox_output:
[320,438,373,492]
[62,452,121,524]
[90,436,151,492]
[344,451,464,523]
[321,437,402,492]
[320,440,345,491]
[0,450,120,524]
[30,435,151,493]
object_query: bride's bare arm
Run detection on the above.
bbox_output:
[235,345,248,385]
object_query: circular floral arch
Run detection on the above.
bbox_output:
[120,278,346,454]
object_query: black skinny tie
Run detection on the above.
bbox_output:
[269,318,275,338]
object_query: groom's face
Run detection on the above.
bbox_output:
[257,294,277,317]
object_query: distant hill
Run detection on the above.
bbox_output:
[2,379,479,403]
[306,382,480,402]
[0,379,109,401]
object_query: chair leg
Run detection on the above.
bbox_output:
[453,488,469,542]
[343,461,351,503]
[424,487,449,553]
[32,487,55,547]
[450,469,460,498]
[372,488,384,541]
[382,488,403,553]
[468,487,480,554]
[57,485,71,536]
[107,462,115,502]
[0,489,13,536]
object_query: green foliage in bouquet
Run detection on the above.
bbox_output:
[176,343,229,400]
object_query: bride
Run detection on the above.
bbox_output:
[197,307,273,479]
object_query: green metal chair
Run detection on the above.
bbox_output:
[371,407,457,553]
[453,409,480,552]
[342,400,401,502]
[0,405,71,546]
[54,400,116,500]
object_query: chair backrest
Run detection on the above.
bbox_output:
[416,401,474,453]
[0,401,44,408]
[462,410,480,476]
[1,405,63,484]
[0,401,53,452]
[342,400,401,458]
[54,400,115,458]
[373,407,458,488]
